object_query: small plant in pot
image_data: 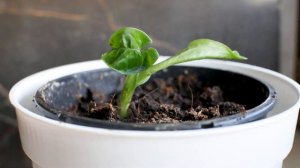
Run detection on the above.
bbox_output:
[9,27,300,168]
[35,27,275,130]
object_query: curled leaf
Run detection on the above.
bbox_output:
[102,48,144,74]
[142,47,159,68]
[102,27,159,74]
[109,27,152,49]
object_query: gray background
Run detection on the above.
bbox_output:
[0,0,283,167]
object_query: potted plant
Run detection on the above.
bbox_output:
[9,27,300,168]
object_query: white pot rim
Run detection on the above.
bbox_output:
[9,57,300,137]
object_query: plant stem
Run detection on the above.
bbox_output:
[119,74,138,119]
[138,56,179,79]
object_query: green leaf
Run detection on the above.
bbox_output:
[142,39,246,75]
[102,48,144,74]
[102,27,159,75]
[142,47,159,67]
[175,39,246,61]
[109,27,152,49]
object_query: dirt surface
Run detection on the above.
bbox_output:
[77,74,246,123]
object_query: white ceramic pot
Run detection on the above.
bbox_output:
[9,57,300,168]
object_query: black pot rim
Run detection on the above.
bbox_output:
[35,67,277,131]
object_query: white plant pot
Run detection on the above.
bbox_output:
[9,57,300,168]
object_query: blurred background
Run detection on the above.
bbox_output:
[0,0,298,167]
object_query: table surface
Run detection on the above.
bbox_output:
[284,129,300,168]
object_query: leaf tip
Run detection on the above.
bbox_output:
[232,50,247,60]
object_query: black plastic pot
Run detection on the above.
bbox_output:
[35,66,276,131]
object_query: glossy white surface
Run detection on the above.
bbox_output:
[10,58,300,168]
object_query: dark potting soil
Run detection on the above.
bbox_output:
[76,74,246,124]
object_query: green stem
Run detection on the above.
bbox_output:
[138,56,180,79]
[119,74,139,119]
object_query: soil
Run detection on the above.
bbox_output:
[76,74,246,123]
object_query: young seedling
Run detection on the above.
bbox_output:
[102,27,246,119]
